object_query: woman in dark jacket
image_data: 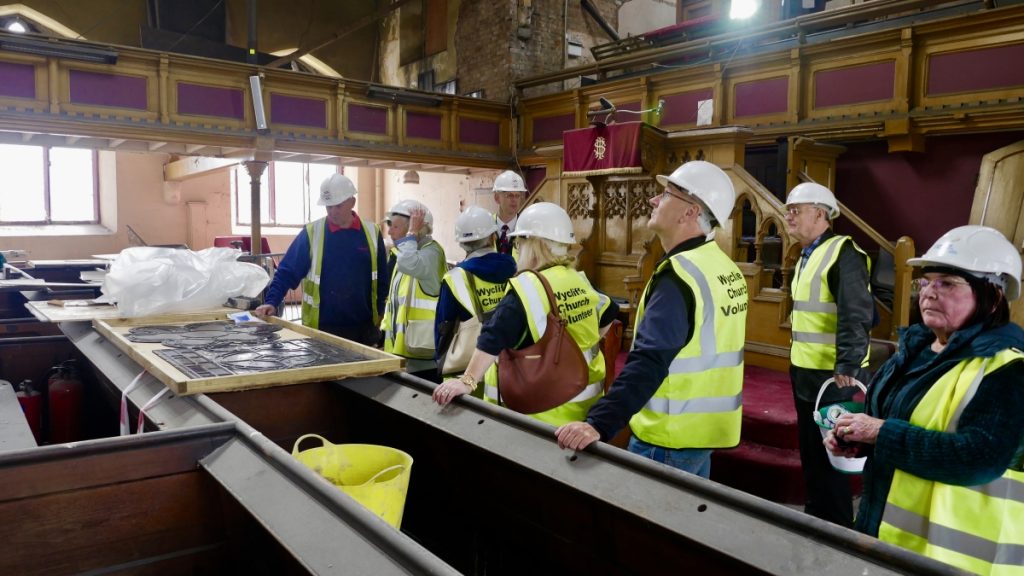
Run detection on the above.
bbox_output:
[825,225,1024,576]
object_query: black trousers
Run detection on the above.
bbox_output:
[790,365,858,528]
[318,322,381,347]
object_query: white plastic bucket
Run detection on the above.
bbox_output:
[812,377,867,474]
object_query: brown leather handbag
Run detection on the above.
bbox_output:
[498,270,589,414]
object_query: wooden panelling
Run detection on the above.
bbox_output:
[519,5,1024,149]
[810,60,896,112]
[0,472,225,575]
[732,75,789,120]
[0,43,512,168]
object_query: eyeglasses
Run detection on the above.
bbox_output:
[659,187,694,204]
[917,276,970,295]
[786,206,812,217]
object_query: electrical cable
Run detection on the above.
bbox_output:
[163,0,226,54]
[71,0,137,40]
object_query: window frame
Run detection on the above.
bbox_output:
[0,144,99,225]
[234,161,338,228]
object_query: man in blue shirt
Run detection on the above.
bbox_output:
[255,173,387,345]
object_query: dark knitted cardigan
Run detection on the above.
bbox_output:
[855,321,1024,536]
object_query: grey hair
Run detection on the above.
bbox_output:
[459,236,492,254]
[416,222,433,240]
[697,207,714,235]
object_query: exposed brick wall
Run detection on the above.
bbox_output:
[456,0,620,102]
[455,1,515,101]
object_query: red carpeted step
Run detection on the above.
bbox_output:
[742,365,800,451]
[711,440,805,504]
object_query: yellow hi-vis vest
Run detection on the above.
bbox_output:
[301,216,380,329]
[879,348,1024,576]
[483,266,610,427]
[442,267,508,318]
[629,242,747,449]
[790,235,871,370]
[382,241,447,359]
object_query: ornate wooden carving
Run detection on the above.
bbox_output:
[603,181,628,219]
[566,182,594,219]
[629,179,655,220]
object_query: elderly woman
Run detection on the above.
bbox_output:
[433,202,618,427]
[434,205,517,386]
[381,199,447,382]
[826,225,1024,575]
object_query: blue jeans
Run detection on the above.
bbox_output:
[628,436,713,479]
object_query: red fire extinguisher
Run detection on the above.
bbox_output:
[48,360,84,444]
[15,380,43,444]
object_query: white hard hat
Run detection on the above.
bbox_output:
[908,225,1022,300]
[786,182,840,219]
[655,160,736,226]
[493,170,527,193]
[508,202,575,244]
[455,205,498,242]
[318,173,358,206]
[387,199,433,226]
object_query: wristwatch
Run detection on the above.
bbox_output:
[459,373,478,392]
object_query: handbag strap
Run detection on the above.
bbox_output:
[526,269,561,318]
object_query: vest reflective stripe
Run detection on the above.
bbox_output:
[629,242,746,449]
[301,217,380,329]
[879,349,1024,575]
[669,349,744,372]
[485,379,603,405]
[793,301,838,313]
[381,241,446,359]
[301,219,327,329]
[791,331,837,345]
[446,268,476,313]
[790,235,870,370]
[883,506,1024,570]
[644,394,743,415]
[482,266,607,427]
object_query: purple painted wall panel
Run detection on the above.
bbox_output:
[460,117,500,147]
[348,103,388,134]
[406,111,442,140]
[0,61,35,99]
[532,113,575,143]
[814,61,895,108]
[734,76,788,118]
[270,93,326,128]
[524,166,546,194]
[177,82,244,119]
[661,88,714,125]
[836,131,1024,250]
[927,43,1024,95]
[70,70,147,110]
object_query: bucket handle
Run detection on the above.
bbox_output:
[359,464,406,486]
[813,377,868,413]
[292,433,332,456]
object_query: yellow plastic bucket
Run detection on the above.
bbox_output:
[292,434,413,529]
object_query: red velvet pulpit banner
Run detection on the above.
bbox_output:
[562,122,644,177]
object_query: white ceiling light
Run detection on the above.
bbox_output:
[730,0,760,20]
[6,19,27,33]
